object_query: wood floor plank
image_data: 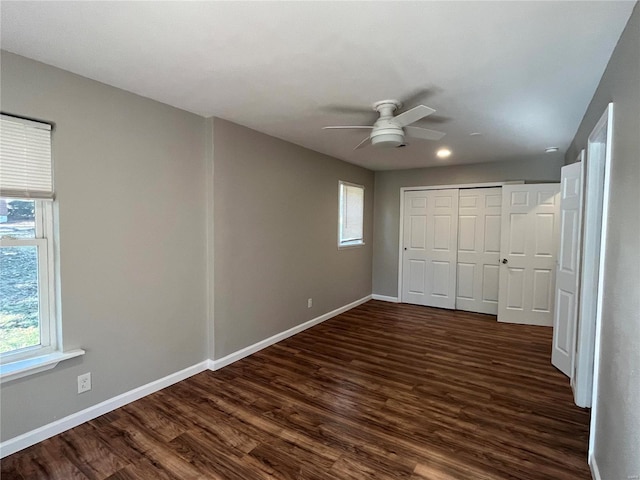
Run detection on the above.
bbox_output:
[54,422,131,479]
[1,301,591,479]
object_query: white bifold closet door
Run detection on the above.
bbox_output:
[456,188,502,315]
[402,189,459,309]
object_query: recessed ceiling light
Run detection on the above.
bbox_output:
[545,147,559,153]
[436,148,452,158]
[469,132,482,136]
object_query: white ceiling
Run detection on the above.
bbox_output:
[1,1,635,170]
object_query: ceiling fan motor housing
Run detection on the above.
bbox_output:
[370,100,405,147]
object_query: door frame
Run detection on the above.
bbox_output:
[397,181,522,303]
[575,104,613,410]
[580,104,614,459]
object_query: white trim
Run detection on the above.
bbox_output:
[402,181,523,192]
[397,181,522,303]
[397,188,406,303]
[338,180,365,248]
[211,295,372,370]
[0,349,84,384]
[588,103,614,456]
[43,201,57,356]
[589,454,602,480]
[205,118,215,361]
[371,294,400,303]
[0,200,57,365]
[0,361,209,458]
[569,149,586,393]
[337,241,365,250]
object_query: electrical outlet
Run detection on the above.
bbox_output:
[77,372,91,394]
[307,298,313,308]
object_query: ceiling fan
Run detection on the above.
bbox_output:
[323,99,446,150]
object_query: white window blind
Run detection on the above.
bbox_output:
[0,114,53,199]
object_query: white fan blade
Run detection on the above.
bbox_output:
[404,126,446,141]
[393,105,436,127]
[323,126,374,130]
[354,136,371,150]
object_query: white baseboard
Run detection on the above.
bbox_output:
[589,454,601,480]
[211,295,372,370]
[371,294,400,303]
[0,295,374,458]
[0,361,209,458]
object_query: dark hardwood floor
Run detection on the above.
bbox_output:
[1,301,591,479]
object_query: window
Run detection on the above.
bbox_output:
[338,181,365,247]
[0,199,55,359]
[0,114,56,364]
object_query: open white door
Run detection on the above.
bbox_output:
[498,184,561,326]
[402,189,458,309]
[552,160,584,377]
[456,188,502,315]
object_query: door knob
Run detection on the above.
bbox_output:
[502,258,508,264]
[404,247,407,250]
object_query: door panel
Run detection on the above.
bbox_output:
[402,189,458,308]
[506,268,525,310]
[458,216,476,251]
[484,215,501,252]
[509,214,527,254]
[457,263,475,299]
[408,260,426,294]
[485,193,502,208]
[433,216,452,250]
[432,261,451,297]
[498,184,561,326]
[535,214,555,255]
[410,216,427,248]
[552,161,584,378]
[455,187,502,315]
[532,269,553,311]
[482,265,500,302]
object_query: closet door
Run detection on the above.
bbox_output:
[402,189,459,309]
[456,188,502,315]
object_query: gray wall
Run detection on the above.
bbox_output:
[213,118,373,358]
[565,5,640,478]
[372,158,563,297]
[0,52,209,441]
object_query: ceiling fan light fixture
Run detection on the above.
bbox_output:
[371,132,404,148]
[323,97,445,150]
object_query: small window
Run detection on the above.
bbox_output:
[0,199,55,359]
[338,181,365,248]
[0,114,56,364]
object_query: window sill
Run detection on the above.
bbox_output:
[0,349,85,384]
[338,241,365,250]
